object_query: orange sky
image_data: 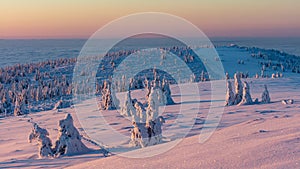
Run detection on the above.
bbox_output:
[0,0,299,38]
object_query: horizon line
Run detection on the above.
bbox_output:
[1,36,300,40]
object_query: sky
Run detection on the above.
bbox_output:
[0,0,299,39]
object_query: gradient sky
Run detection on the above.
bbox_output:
[0,0,299,38]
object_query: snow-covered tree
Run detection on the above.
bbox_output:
[130,86,165,147]
[129,100,140,122]
[134,100,146,123]
[120,90,135,117]
[233,73,243,105]
[53,114,89,157]
[225,81,234,106]
[272,73,276,78]
[144,78,151,99]
[101,82,116,110]
[200,70,206,82]
[129,78,134,90]
[146,87,159,123]
[190,74,196,83]
[118,75,126,92]
[225,72,230,80]
[130,117,165,147]
[281,64,285,72]
[261,85,271,103]
[2,93,11,111]
[238,81,253,106]
[110,84,120,109]
[261,69,265,78]
[28,123,53,158]
[36,86,42,102]
[162,79,174,105]
[13,96,23,116]
[0,101,4,116]
[152,77,165,106]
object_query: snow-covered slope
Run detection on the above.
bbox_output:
[0,45,300,168]
[70,110,300,169]
[1,76,299,168]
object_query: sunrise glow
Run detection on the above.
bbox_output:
[0,0,299,38]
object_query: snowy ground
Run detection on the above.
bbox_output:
[1,76,299,168]
[0,46,300,168]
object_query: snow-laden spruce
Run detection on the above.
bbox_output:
[101,81,117,110]
[152,77,165,106]
[130,116,165,148]
[238,81,253,106]
[53,114,90,157]
[146,87,159,123]
[144,78,151,99]
[234,73,243,105]
[29,114,92,158]
[162,79,174,105]
[133,100,146,123]
[272,73,276,79]
[13,96,24,116]
[120,90,135,117]
[261,85,271,103]
[130,87,165,147]
[225,81,235,106]
[28,123,53,158]
[200,70,206,82]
